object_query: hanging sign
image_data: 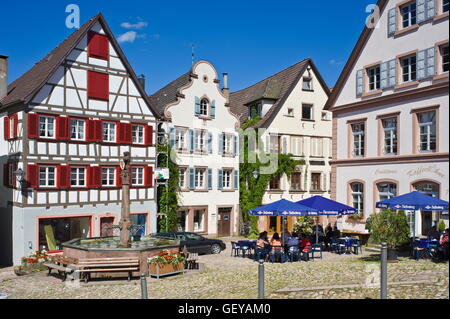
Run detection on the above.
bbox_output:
[155,168,170,181]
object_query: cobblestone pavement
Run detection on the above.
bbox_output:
[0,238,448,299]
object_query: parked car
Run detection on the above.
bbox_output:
[154,232,226,255]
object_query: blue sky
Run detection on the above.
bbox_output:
[0,0,375,94]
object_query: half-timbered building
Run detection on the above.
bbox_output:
[150,61,241,238]
[0,14,159,266]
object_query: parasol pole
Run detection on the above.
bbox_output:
[316,216,319,244]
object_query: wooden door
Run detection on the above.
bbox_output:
[100,217,115,237]
[217,208,232,237]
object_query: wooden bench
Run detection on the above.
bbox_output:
[74,257,140,283]
[44,256,79,281]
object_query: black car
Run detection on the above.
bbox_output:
[154,232,226,255]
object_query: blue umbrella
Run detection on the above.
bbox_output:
[297,196,357,215]
[376,191,449,211]
[376,191,449,243]
[297,196,357,243]
[249,199,319,216]
[249,199,319,246]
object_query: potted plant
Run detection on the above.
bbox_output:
[147,250,185,278]
[369,210,410,262]
[14,251,53,276]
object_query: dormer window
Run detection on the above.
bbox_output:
[200,99,209,116]
[249,102,262,119]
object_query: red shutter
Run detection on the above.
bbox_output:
[119,123,132,144]
[4,164,10,187]
[4,117,10,140]
[27,164,38,189]
[88,71,109,101]
[57,165,70,189]
[145,166,153,187]
[86,120,102,142]
[144,125,153,146]
[95,120,103,142]
[12,114,18,138]
[88,31,109,60]
[88,166,102,188]
[28,113,39,139]
[56,117,70,140]
[116,167,122,187]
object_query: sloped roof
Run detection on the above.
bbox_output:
[324,0,388,110]
[229,58,330,128]
[149,71,193,116]
[0,13,160,118]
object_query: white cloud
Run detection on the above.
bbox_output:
[118,31,148,43]
[329,59,344,66]
[118,31,138,43]
[121,21,148,30]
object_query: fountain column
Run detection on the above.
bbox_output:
[119,152,132,248]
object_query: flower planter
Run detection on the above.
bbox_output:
[149,262,184,279]
[387,248,399,263]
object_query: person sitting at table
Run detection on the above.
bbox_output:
[332,226,341,239]
[325,223,333,250]
[299,234,311,251]
[427,226,441,241]
[255,232,270,261]
[287,232,300,248]
[440,229,449,260]
[269,233,285,262]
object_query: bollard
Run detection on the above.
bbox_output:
[258,260,265,299]
[140,274,148,299]
[380,242,388,300]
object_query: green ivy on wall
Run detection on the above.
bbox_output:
[239,119,305,236]
[157,144,180,232]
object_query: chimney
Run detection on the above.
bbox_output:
[222,73,229,99]
[138,74,146,90]
[0,55,8,101]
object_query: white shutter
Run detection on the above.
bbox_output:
[380,62,389,89]
[356,70,364,96]
[417,0,427,23]
[426,0,436,20]
[388,59,397,88]
[426,47,436,78]
[388,8,397,36]
[417,50,427,80]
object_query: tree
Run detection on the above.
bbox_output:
[370,210,410,250]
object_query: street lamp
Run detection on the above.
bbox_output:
[15,168,24,183]
[252,170,260,180]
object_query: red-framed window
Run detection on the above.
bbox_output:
[88,71,109,101]
[118,123,132,144]
[4,114,18,140]
[88,31,109,60]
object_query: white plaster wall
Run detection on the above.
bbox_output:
[335,91,449,160]
[334,0,449,107]
[163,61,240,235]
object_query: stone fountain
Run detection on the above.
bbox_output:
[62,152,180,276]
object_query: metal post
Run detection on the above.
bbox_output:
[258,260,265,299]
[380,242,388,299]
[140,274,148,299]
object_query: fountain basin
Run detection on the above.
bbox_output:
[63,236,181,276]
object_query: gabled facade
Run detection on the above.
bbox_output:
[0,14,159,266]
[150,61,240,237]
[326,0,449,235]
[230,58,332,234]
